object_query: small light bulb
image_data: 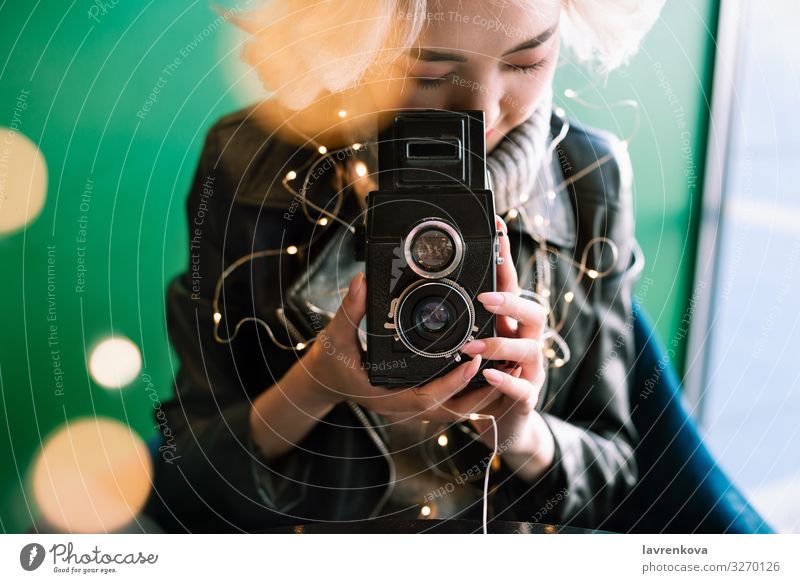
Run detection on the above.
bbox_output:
[318,145,327,154]
[295,342,306,350]
[506,208,519,220]
[554,107,566,117]
[437,434,448,447]
[564,88,577,98]
[285,170,297,180]
[554,358,565,367]
[318,217,329,226]
[352,142,362,151]
[545,348,556,359]
[287,245,298,255]
[213,312,222,324]
[564,291,574,303]
[547,190,556,200]
[491,456,502,471]
[354,162,367,177]
[420,504,432,517]
[337,109,347,118]
[534,214,544,226]
[587,269,598,279]
[468,413,481,421]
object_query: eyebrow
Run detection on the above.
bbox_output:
[410,48,468,63]
[409,24,558,63]
[501,24,558,56]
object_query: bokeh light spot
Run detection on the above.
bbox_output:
[32,417,152,533]
[88,336,142,389]
[0,128,48,235]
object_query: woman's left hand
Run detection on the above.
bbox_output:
[458,215,556,482]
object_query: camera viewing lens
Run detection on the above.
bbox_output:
[404,220,463,279]
[411,229,455,271]
[414,298,451,333]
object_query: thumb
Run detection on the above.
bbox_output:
[329,272,366,340]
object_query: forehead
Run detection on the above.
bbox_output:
[416,0,561,55]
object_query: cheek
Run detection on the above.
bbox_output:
[501,64,557,121]
[398,91,444,109]
[367,75,437,112]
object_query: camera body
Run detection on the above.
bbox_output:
[364,109,499,387]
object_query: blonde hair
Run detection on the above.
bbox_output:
[227,0,665,111]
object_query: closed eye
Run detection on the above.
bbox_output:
[504,59,547,74]
[414,76,449,89]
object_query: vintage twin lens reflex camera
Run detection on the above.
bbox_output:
[364,109,500,388]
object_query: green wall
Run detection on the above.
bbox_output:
[0,0,718,532]
[555,0,719,374]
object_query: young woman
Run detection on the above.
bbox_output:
[150,0,660,532]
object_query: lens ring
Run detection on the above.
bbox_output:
[394,279,475,359]
[403,219,464,279]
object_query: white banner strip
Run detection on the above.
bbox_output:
[1,534,798,582]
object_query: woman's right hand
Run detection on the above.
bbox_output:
[302,272,501,423]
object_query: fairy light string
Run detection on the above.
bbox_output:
[208,91,639,532]
[211,89,639,373]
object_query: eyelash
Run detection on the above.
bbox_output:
[416,77,448,89]
[504,59,547,74]
[414,59,547,89]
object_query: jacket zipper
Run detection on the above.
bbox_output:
[275,307,307,344]
[346,400,396,518]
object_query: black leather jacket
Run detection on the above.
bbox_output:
[150,102,644,533]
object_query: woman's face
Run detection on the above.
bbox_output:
[375,0,561,151]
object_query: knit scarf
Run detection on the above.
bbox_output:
[486,87,554,214]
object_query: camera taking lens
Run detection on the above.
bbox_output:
[414,299,450,333]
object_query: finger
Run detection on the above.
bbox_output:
[495,215,519,293]
[439,384,503,419]
[476,291,546,338]
[460,337,541,374]
[395,355,482,412]
[492,216,519,338]
[329,272,366,339]
[482,367,537,409]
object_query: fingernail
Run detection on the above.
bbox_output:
[463,354,482,381]
[460,339,486,354]
[483,368,503,385]
[495,215,508,235]
[349,272,363,296]
[477,292,503,306]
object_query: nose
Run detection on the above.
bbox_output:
[445,73,501,130]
